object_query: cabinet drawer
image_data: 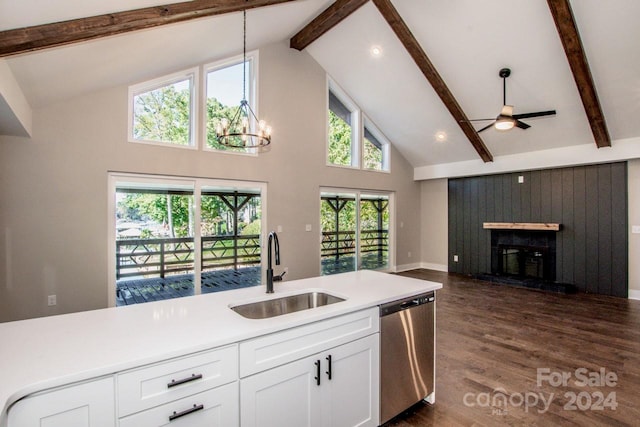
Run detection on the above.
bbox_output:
[118,344,237,416]
[239,307,378,377]
[119,381,238,427]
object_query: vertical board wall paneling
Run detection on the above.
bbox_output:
[584,165,600,294]
[447,180,458,273]
[562,169,575,285]
[610,162,628,297]
[530,171,542,222]
[477,178,488,274]
[597,165,613,296]
[470,178,480,274]
[463,179,472,273]
[551,169,564,281]
[573,168,587,290]
[446,162,628,297]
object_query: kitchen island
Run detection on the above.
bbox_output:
[0,270,441,426]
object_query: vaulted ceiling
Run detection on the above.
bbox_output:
[2,0,639,179]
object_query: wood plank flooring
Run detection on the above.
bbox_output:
[386,269,640,426]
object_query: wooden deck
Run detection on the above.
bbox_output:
[116,252,388,306]
[116,267,261,306]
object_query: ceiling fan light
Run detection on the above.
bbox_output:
[495,117,515,131]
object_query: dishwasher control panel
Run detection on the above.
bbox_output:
[379,291,435,316]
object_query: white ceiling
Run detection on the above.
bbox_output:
[3,0,640,175]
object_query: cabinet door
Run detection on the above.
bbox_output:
[322,334,379,427]
[119,382,238,427]
[240,355,322,427]
[8,377,115,427]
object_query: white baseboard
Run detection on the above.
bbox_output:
[394,262,422,272]
[394,262,449,273]
[629,289,640,300]
[420,262,448,272]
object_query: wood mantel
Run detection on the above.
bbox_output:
[483,222,561,231]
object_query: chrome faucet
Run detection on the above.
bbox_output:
[266,231,285,293]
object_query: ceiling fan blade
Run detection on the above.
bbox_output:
[512,110,556,120]
[477,121,497,133]
[500,105,514,116]
[463,118,496,122]
[515,120,531,130]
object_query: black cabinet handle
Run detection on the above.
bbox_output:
[167,373,203,388]
[169,404,204,421]
[314,360,321,386]
[326,355,332,380]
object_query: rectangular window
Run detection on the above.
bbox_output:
[328,80,359,167]
[129,69,197,148]
[205,54,255,154]
[363,118,390,172]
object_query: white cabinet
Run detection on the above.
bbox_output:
[7,377,115,427]
[117,344,239,426]
[322,335,379,427]
[119,382,238,427]
[117,345,237,417]
[240,334,379,427]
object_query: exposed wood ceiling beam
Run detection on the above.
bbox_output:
[547,0,611,148]
[371,0,493,162]
[290,0,369,51]
[0,0,296,58]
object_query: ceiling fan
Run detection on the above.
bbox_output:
[468,68,556,133]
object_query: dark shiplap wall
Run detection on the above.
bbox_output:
[448,162,628,297]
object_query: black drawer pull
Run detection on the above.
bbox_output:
[169,404,204,421]
[167,373,203,388]
[326,355,332,380]
[314,360,321,386]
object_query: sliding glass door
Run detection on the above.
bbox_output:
[320,189,392,276]
[109,174,265,307]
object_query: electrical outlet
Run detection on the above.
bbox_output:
[48,295,57,306]
[305,224,312,232]
[408,251,412,258]
[277,225,283,233]
[453,255,459,262]
[632,225,640,234]
[518,175,524,184]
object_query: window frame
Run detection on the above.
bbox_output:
[327,77,360,169]
[127,67,199,149]
[202,51,259,156]
[362,115,391,173]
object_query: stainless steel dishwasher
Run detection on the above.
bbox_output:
[379,291,435,424]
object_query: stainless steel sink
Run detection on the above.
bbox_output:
[231,292,345,319]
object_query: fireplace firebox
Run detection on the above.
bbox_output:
[491,230,556,281]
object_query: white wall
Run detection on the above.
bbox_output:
[0,42,421,322]
[418,179,448,272]
[629,159,640,298]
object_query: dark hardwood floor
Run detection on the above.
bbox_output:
[387,269,640,426]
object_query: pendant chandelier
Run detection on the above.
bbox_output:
[215,9,271,149]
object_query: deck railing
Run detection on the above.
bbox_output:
[321,229,388,260]
[116,235,260,279]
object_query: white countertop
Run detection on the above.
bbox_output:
[0,270,441,420]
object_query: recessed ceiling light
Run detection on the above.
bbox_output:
[370,45,383,57]
[435,131,447,142]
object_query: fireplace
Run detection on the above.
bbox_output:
[490,229,556,281]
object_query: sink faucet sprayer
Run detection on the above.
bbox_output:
[266,231,286,293]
